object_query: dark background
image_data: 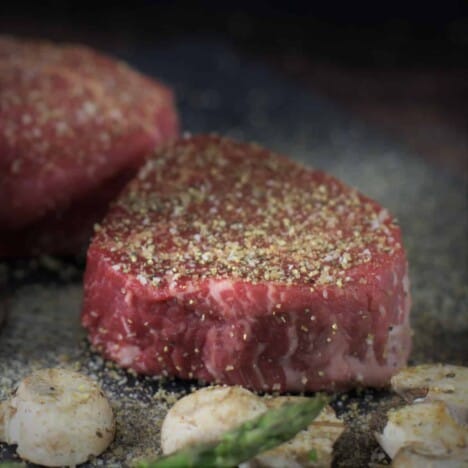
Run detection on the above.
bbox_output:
[2,1,467,66]
[1,1,467,175]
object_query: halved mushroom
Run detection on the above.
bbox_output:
[391,364,468,424]
[0,368,115,467]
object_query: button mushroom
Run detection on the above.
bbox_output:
[0,368,115,467]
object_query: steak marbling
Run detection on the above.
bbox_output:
[82,135,411,392]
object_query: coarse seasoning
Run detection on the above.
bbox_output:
[95,135,400,290]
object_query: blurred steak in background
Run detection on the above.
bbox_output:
[0,36,179,256]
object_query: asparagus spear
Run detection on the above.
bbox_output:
[136,393,328,468]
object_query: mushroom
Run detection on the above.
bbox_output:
[0,368,115,467]
[161,386,344,467]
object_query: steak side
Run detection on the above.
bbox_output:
[82,135,411,392]
[0,170,132,256]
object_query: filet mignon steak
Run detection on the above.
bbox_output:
[0,170,132,256]
[0,36,179,255]
[82,135,411,392]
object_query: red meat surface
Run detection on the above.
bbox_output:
[0,36,179,254]
[82,135,411,392]
[0,170,131,256]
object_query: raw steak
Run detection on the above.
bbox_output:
[82,135,411,392]
[0,36,178,253]
[0,170,131,257]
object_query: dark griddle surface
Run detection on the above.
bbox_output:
[1,41,467,467]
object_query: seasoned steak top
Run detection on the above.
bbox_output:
[0,35,178,228]
[0,36,171,168]
[93,135,403,288]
